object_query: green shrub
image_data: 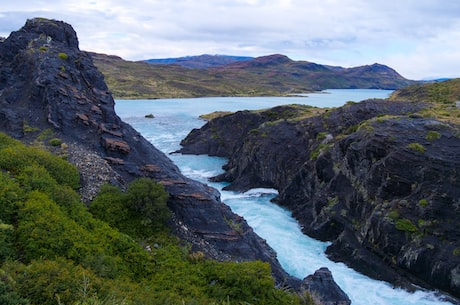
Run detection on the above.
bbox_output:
[0,223,15,261]
[407,142,426,153]
[0,132,306,305]
[419,198,429,207]
[91,178,170,239]
[0,269,29,305]
[125,178,170,229]
[22,121,39,133]
[58,52,68,60]
[426,130,441,141]
[48,137,62,146]
[0,140,80,189]
[395,218,418,232]
[388,209,400,220]
[454,248,460,256]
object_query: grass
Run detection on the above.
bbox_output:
[395,218,418,232]
[407,142,426,153]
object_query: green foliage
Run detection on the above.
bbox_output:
[426,130,441,141]
[0,132,305,305]
[90,178,170,239]
[0,133,80,189]
[22,121,39,133]
[58,52,69,60]
[37,128,55,141]
[48,137,62,146]
[125,178,170,230]
[0,269,29,305]
[418,198,429,207]
[310,143,333,160]
[316,131,329,141]
[453,248,460,256]
[395,218,418,232]
[0,223,15,261]
[428,82,451,104]
[388,209,400,220]
[407,142,426,153]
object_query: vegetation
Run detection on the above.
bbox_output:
[0,132,309,305]
[425,130,441,141]
[390,78,460,124]
[91,52,412,99]
[58,52,68,60]
[418,198,429,207]
[407,142,426,153]
[395,218,418,233]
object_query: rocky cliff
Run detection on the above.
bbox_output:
[0,18,355,302]
[178,97,460,301]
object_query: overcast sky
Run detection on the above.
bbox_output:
[1,0,459,80]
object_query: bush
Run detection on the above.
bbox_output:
[91,178,170,239]
[48,138,62,146]
[426,130,441,141]
[125,178,170,231]
[407,142,426,153]
[419,198,429,207]
[395,218,418,232]
[0,132,306,305]
[58,52,68,60]
[0,144,80,189]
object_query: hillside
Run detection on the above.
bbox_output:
[91,52,415,99]
[0,18,359,305]
[178,80,460,301]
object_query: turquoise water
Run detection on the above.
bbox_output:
[115,90,455,305]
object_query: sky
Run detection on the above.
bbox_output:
[1,0,460,80]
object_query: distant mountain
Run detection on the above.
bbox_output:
[144,54,254,69]
[211,54,414,90]
[91,52,416,99]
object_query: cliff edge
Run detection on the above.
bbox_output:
[178,96,460,301]
[0,17,290,288]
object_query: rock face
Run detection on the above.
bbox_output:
[0,18,303,290]
[301,268,351,305]
[178,99,460,300]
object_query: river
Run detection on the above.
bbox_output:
[115,90,454,305]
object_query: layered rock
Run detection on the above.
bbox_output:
[0,18,299,289]
[301,268,351,305]
[178,99,460,300]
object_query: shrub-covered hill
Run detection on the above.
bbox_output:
[389,78,460,124]
[0,132,308,305]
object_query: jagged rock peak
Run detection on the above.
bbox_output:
[23,18,78,48]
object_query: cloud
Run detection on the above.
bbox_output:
[1,0,459,79]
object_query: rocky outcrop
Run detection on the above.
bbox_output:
[178,99,460,300]
[301,268,351,305]
[0,18,303,290]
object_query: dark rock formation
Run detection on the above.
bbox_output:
[178,99,460,301]
[301,268,351,305]
[0,18,302,290]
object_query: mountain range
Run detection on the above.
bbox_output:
[91,52,415,99]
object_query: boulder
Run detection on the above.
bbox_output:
[301,267,351,305]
